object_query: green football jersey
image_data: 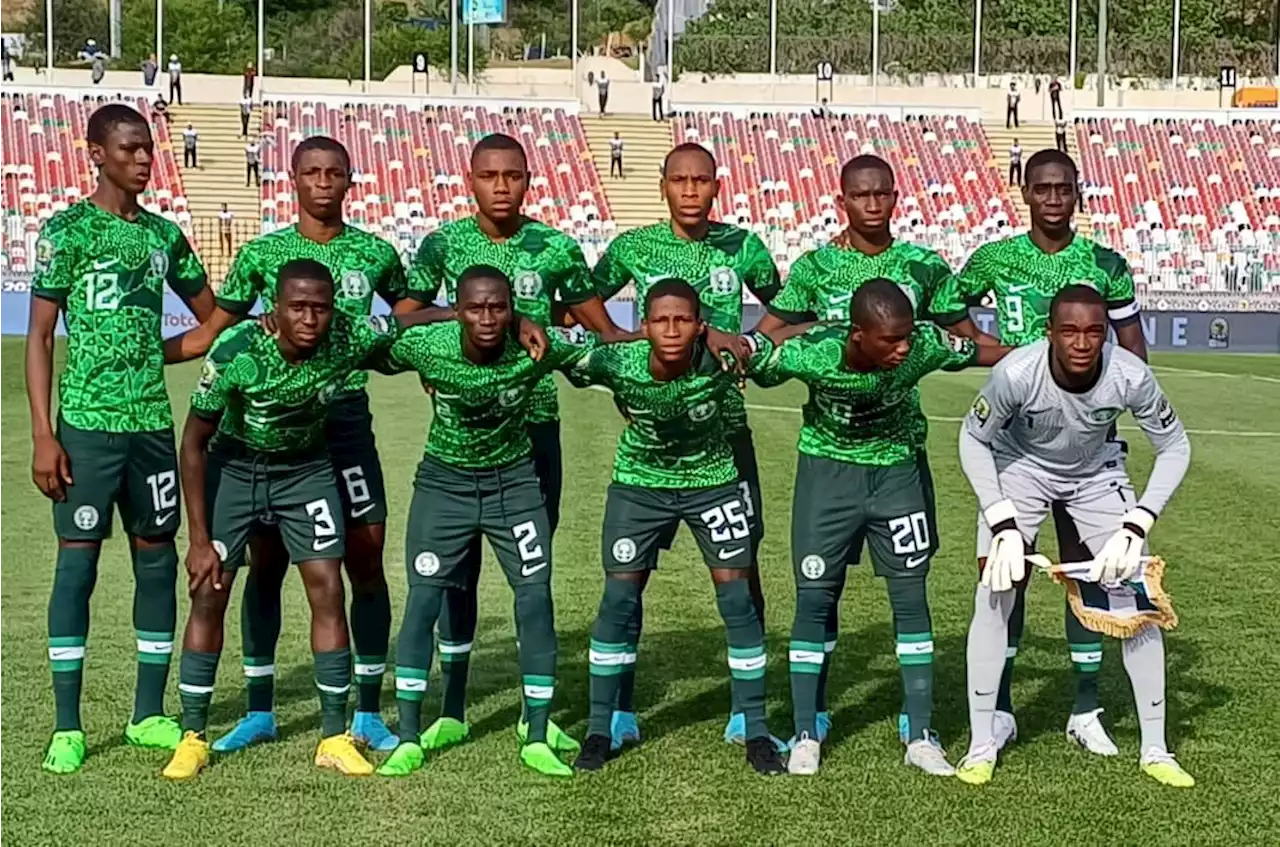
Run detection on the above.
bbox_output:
[750,323,978,466]
[191,313,399,454]
[216,224,407,393]
[406,215,596,423]
[569,340,746,489]
[768,240,954,324]
[929,233,1139,346]
[31,200,208,433]
[382,324,589,469]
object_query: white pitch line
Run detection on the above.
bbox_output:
[582,385,1278,437]
[1150,364,1280,384]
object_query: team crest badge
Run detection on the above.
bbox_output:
[498,387,525,407]
[414,552,441,577]
[1089,407,1122,424]
[73,505,99,531]
[317,380,340,405]
[612,538,637,564]
[689,401,717,422]
[341,270,370,300]
[513,272,542,299]
[148,249,169,280]
[709,267,739,296]
[801,555,826,580]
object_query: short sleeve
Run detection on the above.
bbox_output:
[1126,364,1185,452]
[742,234,782,304]
[350,314,403,365]
[216,244,264,315]
[591,238,634,301]
[925,325,980,372]
[766,253,818,323]
[963,365,1021,444]
[167,229,209,299]
[930,247,989,325]
[554,238,597,306]
[407,231,447,303]
[375,249,409,306]
[912,252,956,320]
[748,332,815,387]
[190,346,237,419]
[1093,245,1140,325]
[545,327,596,370]
[564,342,618,388]
[30,228,74,304]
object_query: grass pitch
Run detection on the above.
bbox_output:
[3,341,1279,846]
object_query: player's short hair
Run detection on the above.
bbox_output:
[644,278,700,313]
[661,142,716,176]
[86,103,149,147]
[851,278,913,327]
[278,258,334,293]
[456,264,512,300]
[291,135,351,172]
[1025,148,1078,185]
[840,154,895,190]
[470,133,528,169]
[1048,284,1105,321]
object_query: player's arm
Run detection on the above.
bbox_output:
[375,249,410,309]
[167,229,214,323]
[929,247,989,335]
[754,252,817,335]
[1127,365,1191,525]
[555,238,630,341]
[26,294,72,501]
[921,255,1003,348]
[397,230,448,311]
[1100,253,1147,361]
[164,244,259,363]
[183,350,235,592]
[743,233,783,307]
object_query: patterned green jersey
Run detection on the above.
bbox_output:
[31,201,208,433]
[750,323,978,466]
[216,224,407,393]
[769,240,954,324]
[569,340,747,489]
[406,216,596,423]
[592,221,781,332]
[381,324,589,469]
[191,314,399,454]
[930,233,1140,346]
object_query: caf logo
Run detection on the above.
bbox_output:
[367,315,391,335]
[414,551,440,576]
[35,237,54,268]
[148,249,169,280]
[689,401,717,422]
[971,394,992,425]
[341,270,370,300]
[612,537,637,563]
[73,505,99,531]
[197,358,219,392]
[514,272,542,299]
[709,267,739,296]
[800,555,826,580]
[498,387,524,407]
[1208,316,1229,349]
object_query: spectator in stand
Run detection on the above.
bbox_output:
[153,94,171,123]
[812,97,831,120]
[1008,139,1022,186]
[91,54,105,86]
[182,123,198,168]
[79,39,104,61]
[610,132,624,179]
[245,138,262,187]
[168,54,183,104]
[597,71,610,115]
[141,53,158,86]
[1055,116,1069,153]
[243,62,257,98]
[1049,77,1064,120]
[3,42,15,82]
[1077,174,1086,213]
[1006,82,1020,128]
[652,71,666,121]
[219,204,234,255]
[239,96,253,137]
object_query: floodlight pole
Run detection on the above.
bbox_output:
[46,0,54,77]
[1171,0,1181,89]
[451,0,458,94]
[972,0,982,79]
[1096,0,1107,107]
[769,0,777,77]
[1068,0,1078,87]
[872,0,880,99]
[364,0,372,91]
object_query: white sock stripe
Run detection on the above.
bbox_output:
[1071,650,1103,664]
[354,662,386,676]
[590,649,636,667]
[396,677,427,692]
[179,683,214,695]
[789,649,825,665]
[896,640,935,656]
[316,682,351,695]
[728,654,767,672]
[1005,646,1019,659]
[243,663,276,678]
[437,642,473,655]
[523,684,555,700]
[49,646,86,660]
[136,639,174,654]
[823,640,838,653]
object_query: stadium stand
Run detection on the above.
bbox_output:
[257,100,614,260]
[1,92,193,272]
[675,109,1017,271]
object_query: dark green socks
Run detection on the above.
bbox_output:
[716,579,767,740]
[179,649,221,734]
[887,575,934,742]
[314,648,352,738]
[48,544,99,732]
[394,585,444,742]
[131,542,178,723]
[240,571,281,713]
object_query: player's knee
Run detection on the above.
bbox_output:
[794,584,839,628]
[713,577,755,629]
[301,564,346,618]
[886,575,932,635]
[189,585,231,622]
[513,583,556,643]
[598,576,642,628]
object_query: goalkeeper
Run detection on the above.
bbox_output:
[955,285,1193,788]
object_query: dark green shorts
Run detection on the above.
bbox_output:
[843,449,937,567]
[657,426,763,556]
[208,450,346,570]
[528,419,562,533]
[791,453,937,585]
[404,454,551,588]
[53,417,180,541]
[326,391,387,526]
[602,481,753,572]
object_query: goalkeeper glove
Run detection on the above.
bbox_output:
[981,499,1026,593]
[1091,508,1155,585]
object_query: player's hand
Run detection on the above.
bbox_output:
[186,540,227,593]
[981,499,1026,593]
[256,313,279,336]
[1090,508,1154,585]
[705,327,749,373]
[32,434,73,501]
[517,316,548,361]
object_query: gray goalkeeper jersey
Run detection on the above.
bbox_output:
[961,340,1190,516]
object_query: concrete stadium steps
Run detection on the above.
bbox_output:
[170,104,260,281]
[581,114,673,229]
[983,120,1091,238]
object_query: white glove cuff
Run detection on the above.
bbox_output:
[1123,508,1156,535]
[984,499,1019,528]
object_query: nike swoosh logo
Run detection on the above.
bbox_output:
[312,537,340,552]
[1151,699,1164,708]
[350,502,377,518]
[1007,283,1033,293]
[520,561,548,577]
[718,547,744,561]
[154,511,175,526]
[92,258,116,270]
[905,554,928,569]
[974,690,995,697]
[247,398,274,408]
[829,292,853,304]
